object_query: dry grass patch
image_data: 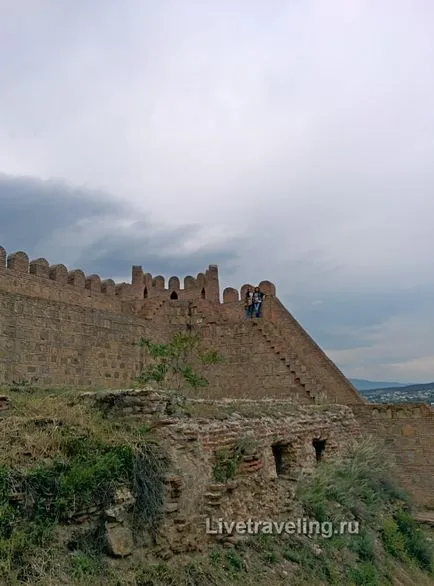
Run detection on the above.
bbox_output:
[0,389,140,470]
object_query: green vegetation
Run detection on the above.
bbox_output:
[136,332,223,390]
[0,437,167,583]
[0,390,169,585]
[212,437,258,482]
[382,509,433,572]
[293,436,434,584]
[0,388,431,585]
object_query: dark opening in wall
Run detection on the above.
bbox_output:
[272,445,284,475]
[201,288,206,299]
[170,291,178,300]
[143,287,148,298]
[312,439,326,462]
[272,443,294,476]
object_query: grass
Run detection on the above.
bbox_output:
[0,389,432,585]
[182,400,302,420]
[212,437,259,482]
[0,387,169,584]
[294,436,434,583]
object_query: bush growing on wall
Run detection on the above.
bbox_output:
[136,332,222,390]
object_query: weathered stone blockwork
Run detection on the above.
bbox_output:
[351,403,434,509]
[158,405,361,554]
[82,389,362,556]
[0,245,433,509]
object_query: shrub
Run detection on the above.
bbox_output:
[0,434,169,582]
[212,438,258,482]
[382,518,408,560]
[394,509,433,572]
[297,436,409,524]
[212,448,239,482]
[137,333,222,390]
[346,561,382,585]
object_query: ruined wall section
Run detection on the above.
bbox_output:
[351,403,434,509]
[81,390,362,555]
[79,389,361,557]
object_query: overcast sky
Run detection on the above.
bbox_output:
[1,1,433,383]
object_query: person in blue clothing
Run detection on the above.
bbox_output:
[252,286,265,317]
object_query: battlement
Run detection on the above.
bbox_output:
[131,264,220,302]
[0,242,432,510]
[351,402,434,420]
[0,245,223,306]
[0,244,279,309]
[0,246,132,300]
[222,281,276,303]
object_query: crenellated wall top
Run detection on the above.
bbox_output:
[0,245,275,305]
[0,246,221,302]
[222,280,276,303]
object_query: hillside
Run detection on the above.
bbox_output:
[0,386,431,586]
[359,382,434,406]
[367,382,434,393]
[350,379,407,391]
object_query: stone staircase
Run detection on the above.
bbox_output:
[270,297,363,404]
[253,320,327,403]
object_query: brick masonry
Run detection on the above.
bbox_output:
[79,389,363,556]
[0,245,432,508]
[351,403,434,508]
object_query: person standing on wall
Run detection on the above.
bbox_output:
[252,286,265,317]
[244,289,253,319]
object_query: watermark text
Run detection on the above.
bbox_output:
[206,517,359,539]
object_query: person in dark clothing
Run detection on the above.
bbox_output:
[252,286,265,317]
[244,289,253,319]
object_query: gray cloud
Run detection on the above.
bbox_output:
[0,175,241,279]
[1,2,433,383]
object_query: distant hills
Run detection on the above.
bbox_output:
[349,379,434,407]
[350,378,407,391]
[370,381,434,393]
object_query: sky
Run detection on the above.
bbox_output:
[0,0,433,383]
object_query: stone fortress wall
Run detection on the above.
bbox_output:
[0,245,432,508]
